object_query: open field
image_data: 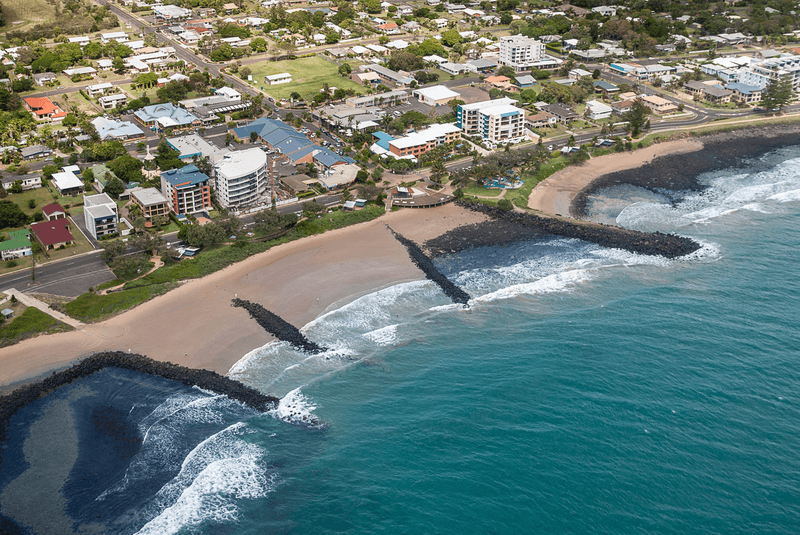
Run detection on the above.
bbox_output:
[246,56,366,101]
[0,0,57,32]
[0,303,73,347]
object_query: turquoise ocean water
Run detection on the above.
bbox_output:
[2,145,800,534]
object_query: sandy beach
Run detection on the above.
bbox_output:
[528,139,705,216]
[0,204,488,390]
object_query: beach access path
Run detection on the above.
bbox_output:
[0,205,489,390]
[528,139,705,216]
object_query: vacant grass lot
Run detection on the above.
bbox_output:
[247,56,366,101]
[461,180,502,197]
[0,0,57,32]
[64,282,176,323]
[0,305,73,347]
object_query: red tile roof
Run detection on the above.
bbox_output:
[23,97,67,119]
[42,203,65,216]
[31,219,74,246]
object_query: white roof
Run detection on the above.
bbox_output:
[366,44,388,53]
[352,45,369,54]
[386,40,409,49]
[88,82,113,91]
[266,72,292,81]
[413,85,460,101]
[389,123,461,149]
[586,99,612,112]
[459,97,517,112]
[52,171,83,191]
[215,148,267,179]
[423,54,448,63]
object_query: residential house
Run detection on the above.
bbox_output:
[42,203,66,220]
[2,174,41,191]
[440,62,468,75]
[87,82,113,98]
[610,99,635,115]
[0,229,32,261]
[377,22,400,34]
[265,73,292,85]
[30,219,74,250]
[83,193,118,239]
[484,75,515,91]
[585,99,613,120]
[20,145,51,160]
[515,75,536,89]
[33,72,57,86]
[52,171,83,196]
[640,94,678,114]
[98,93,128,110]
[526,111,557,129]
[23,97,67,123]
[593,79,619,97]
[541,103,579,123]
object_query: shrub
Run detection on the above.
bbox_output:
[497,199,513,211]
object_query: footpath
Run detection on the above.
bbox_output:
[2,289,84,329]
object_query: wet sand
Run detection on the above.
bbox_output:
[0,204,488,390]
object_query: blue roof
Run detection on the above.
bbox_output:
[726,82,761,94]
[161,164,210,188]
[263,128,306,148]
[134,103,199,126]
[274,136,314,155]
[314,148,355,167]
[286,144,318,164]
[373,131,395,151]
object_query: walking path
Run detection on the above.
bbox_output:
[3,289,84,328]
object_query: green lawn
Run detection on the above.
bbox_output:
[508,156,570,209]
[246,56,366,101]
[0,304,73,347]
[461,180,502,197]
[63,283,176,323]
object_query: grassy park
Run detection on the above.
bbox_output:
[247,56,366,101]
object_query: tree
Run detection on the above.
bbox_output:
[623,99,650,138]
[448,99,465,113]
[762,76,793,112]
[338,62,352,77]
[100,239,126,263]
[592,69,601,79]
[104,176,125,199]
[0,201,30,229]
[441,29,462,47]
[108,153,144,183]
[498,199,513,211]
[112,56,125,75]
[240,66,252,80]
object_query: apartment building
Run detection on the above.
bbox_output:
[131,188,170,223]
[498,35,545,72]
[160,165,213,215]
[384,123,461,158]
[213,149,269,209]
[456,98,525,144]
[83,193,119,239]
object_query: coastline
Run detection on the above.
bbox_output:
[529,122,800,218]
[0,204,489,391]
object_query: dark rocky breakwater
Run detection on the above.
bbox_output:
[232,298,328,353]
[0,351,280,448]
[571,124,800,218]
[387,226,472,305]
[457,201,701,259]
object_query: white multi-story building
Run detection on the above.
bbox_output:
[213,148,269,208]
[498,35,545,72]
[739,54,800,91]
[83,193,118,239]
[456,98,526,144]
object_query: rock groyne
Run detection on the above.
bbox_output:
[0,351,279,447]
[232,298,328,353]
[388,226,471,305]
[457,201,701,259]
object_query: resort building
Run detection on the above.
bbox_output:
[738,54,800,91]
[131,188,170,223]
[213,148,269,209]
[30,219,75,250]
[456,98,526,144]
[83,193,119,239]
[380,123,461,158]
[726,83,762,103]
[498,35,545,72]
[160,165,213,215]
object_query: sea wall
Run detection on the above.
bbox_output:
[571,124,800,218]
[457,201,701,259]
[232,298,327,353]
[387,226,472,305]
[0,351,279,447]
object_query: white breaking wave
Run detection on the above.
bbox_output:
[769,188,800,203]
[473,268,595,303]
[362,324,399,346]
[270,387,323,427]
[134,422,274,535]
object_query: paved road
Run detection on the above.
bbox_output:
[0,253,115,297]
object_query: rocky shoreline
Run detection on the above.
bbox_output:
[0,351,280,448]
[571,124,800,218]
[456,200,701,259]
[388,226,472,305]
[232,298,328,353]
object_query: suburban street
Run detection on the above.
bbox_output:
[0,254,114,297]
